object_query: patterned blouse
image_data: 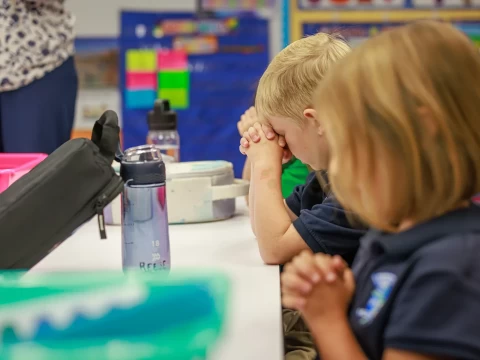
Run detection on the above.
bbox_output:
[0,0,75,92]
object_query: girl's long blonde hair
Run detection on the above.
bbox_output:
[315,20,480,232]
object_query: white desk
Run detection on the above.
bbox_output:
[31,199,283,360]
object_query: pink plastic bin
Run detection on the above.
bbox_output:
[0,153,47,193]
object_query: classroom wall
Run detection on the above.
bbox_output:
[65,0,282,57]
[66,0,281,137]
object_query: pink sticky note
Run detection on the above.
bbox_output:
[157,50,188,70]
[126,72,157,89]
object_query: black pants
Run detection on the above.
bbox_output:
[0,57,78,153]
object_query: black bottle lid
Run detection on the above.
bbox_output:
[147,99,177,131]
[120,145,166,185]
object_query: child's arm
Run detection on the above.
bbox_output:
[242,157,252,182]
[246,158,256,233]
[238,108,259,233]
[245,160,298,233]
[238,109,255,209]
[238,107,270,232]
[241,124,311,264]
[307,312,434,360]
[238,107,287,234]
[246,158,301,225]
[308,317,367,360]
[251,159,310,263]
[242,127,364,265]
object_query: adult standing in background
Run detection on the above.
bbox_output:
[0,0,77,153]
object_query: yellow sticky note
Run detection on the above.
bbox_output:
[158,88,189,109]
[126,50,156,71]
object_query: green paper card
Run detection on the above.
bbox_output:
[126,50,156,72]
[158,71,189,89]
[158,88,189,109]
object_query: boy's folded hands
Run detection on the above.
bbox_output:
[238,106,292,164]
[239,121,293,165]
[281,250,355,323]
[239,122,284,165]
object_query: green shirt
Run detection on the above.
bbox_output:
[281,158,310,198]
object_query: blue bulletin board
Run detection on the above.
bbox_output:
[119,11,269,177]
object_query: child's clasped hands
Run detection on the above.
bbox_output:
[239,122,284,165]
[281,251,356,323]
[238,108,292,165]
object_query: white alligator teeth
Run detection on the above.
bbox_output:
[0,283,148,342]
[77,284,148,319]
[83,297,111,320]
[47,307,76,330]
[10,311,38,339]
[115,285,149,308]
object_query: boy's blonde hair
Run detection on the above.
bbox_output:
[255,32,351,123]
[315,20,480,232]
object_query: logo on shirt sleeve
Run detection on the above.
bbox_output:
[355,272,397,325]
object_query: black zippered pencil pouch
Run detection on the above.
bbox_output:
[0,110,124,269]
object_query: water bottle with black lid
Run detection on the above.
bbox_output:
[147,99,180,162]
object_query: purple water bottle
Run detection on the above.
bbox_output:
[120,145,170,272]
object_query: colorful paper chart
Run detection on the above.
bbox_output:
[288,0,480,43]
[298,0,478,8]
[302,21,480,48]
[173,36,219,55]
[201,0,275,9]
[124,49,189,110]
[155,18,238,37]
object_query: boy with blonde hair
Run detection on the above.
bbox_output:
[240,32,365,266]
[240,32,366,360]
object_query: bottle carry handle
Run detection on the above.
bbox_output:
[91,110,122,164]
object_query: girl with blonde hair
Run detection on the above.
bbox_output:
[281,20,480,360]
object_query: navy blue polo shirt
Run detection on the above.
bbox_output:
[349,202,480,360]
[285,172,366,266]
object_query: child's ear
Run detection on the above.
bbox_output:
[303,108,324,136]
[303,108,318,121]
